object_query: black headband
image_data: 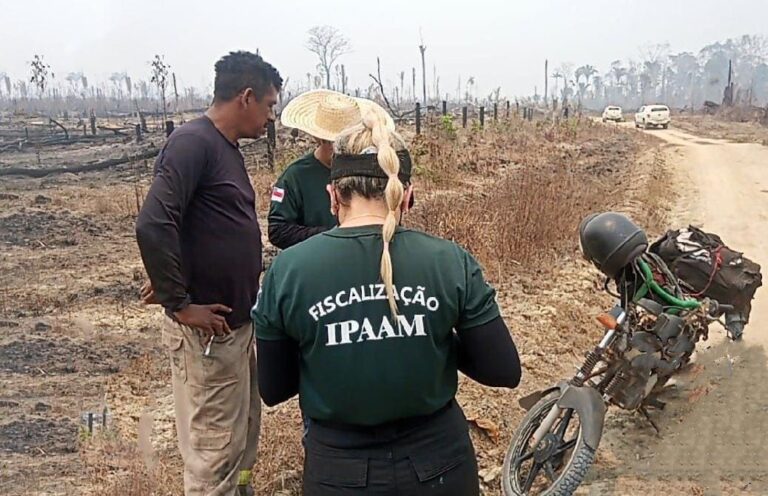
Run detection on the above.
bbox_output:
[330,149,412,183]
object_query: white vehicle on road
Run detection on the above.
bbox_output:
[601,106,623,122]
[635,105,670,129]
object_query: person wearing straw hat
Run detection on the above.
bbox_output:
[252,111,521,495]
[268,90,394,249]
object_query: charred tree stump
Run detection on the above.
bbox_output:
[415,103,421,135]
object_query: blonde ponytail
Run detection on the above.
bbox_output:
[363,111,403,316]
[333,110,408,316]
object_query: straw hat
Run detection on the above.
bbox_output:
[281,89,395,141]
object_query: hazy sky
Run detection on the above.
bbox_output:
[2,0,766,99]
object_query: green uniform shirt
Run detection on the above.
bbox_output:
[268,153,337,232]
[252,225,500,426]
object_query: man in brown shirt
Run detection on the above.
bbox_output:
[136,51,281,496]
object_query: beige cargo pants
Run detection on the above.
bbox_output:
[163,316,261,496]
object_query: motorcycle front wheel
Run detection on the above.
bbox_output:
[502,391,597,496]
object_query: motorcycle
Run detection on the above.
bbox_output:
[501,215,734,496]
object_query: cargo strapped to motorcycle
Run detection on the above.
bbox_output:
[649,226,762,321]
[690,246,723,297]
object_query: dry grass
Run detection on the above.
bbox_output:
[674,114,768,145]
[50,171,150,220]
[411,166,604,268]
[408,116,655,272]
[64,116,674,496]
[81,431,182,496]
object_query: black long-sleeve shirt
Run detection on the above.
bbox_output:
[268,223,328,250]
[135,116,262,328]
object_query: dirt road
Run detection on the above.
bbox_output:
[579,126,768,495]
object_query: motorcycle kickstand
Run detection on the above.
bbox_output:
[639,407,661,437]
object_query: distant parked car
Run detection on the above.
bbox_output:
[635,105,670,129]
[602,106,623,122]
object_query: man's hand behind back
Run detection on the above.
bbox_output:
[140,280,232,339]
[174,304,232,339]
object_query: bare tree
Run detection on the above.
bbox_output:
[172,73,180,113]
[150,54,170,124]
[489,87,502,103]
[551,71,564,101]
[551,63,575,107]
[399,71,405,106]
[306,25,351,89]
[432,64,439,104]
[29,54,53,98]
[419,31,427,105]
[125,75,132,100]
[184,86,199,108]
[369,57,416,120]
[340,65,348,94]
[109,72,127,104]
[137,80,149,100]
[369,57,398,117]
[334,65,341,91]
[15,80,28,100]
[465,76,475,102]
[0,73,11,101]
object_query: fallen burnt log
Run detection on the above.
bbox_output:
[0,133,133,153]
[0,148,159,178]
[97,125,132,136]
[0,129,54,139]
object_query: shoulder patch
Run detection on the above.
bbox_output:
[271,186,285,203]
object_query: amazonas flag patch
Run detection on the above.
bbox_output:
[271,187,285,203]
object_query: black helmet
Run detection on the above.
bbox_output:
[579,212,648,278]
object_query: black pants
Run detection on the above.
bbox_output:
[303,401,479,495]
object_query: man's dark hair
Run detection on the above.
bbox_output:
[213,51,283,102]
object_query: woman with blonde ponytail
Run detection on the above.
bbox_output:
[253,110,521,495]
